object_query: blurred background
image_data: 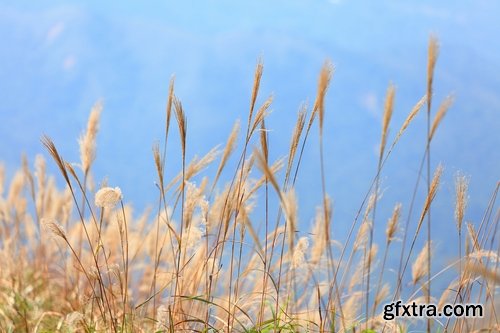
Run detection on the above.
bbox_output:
[1,1,499,271]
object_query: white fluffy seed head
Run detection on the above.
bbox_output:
[95,186,122,208]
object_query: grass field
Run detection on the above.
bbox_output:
[0,38,498,332]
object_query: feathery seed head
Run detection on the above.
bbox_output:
[455,172,469,232]
[314,60,333,136]
[380,83,395,159]
[386,203,402,242]
[430,95,454,141]
[427,36,439,112]
[412,241,432,284]
[95,186,122,208]
[79,101,102,174]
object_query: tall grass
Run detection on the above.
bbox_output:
[0,38,499,332]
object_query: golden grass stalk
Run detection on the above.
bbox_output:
[173,97,187,160]
[79,101,102,175]
[34,155,46,219]
[286,105,307,177]
[41,136,71,186]
[291,236,309,269]
[313,60,333,137]
[249,60,263,124]
[172,94,187,321]
[166,147,220,193]
[416,164,443,235]
[374,283,390,311]
[354,219,371,252]
[427,36,439,113]
[0,163,4,197]
[467,222,480,253]
[283,188,298,256]
[465,261,500,285]
[212,121,240,192]
[455,173,469,232]
[394,95,426,145]
[429,95,454,141]
[372,203,402,317]
[342,291,362,329]
[163,76,175,163]
[425,37,439,332]
[412,241,431,285]
[386,203,401,243]
[249,95,273,138]
[7,170,24,209]
[379,83,395,160]
[260,119,268,164]
[310,205,328,265]
[254,149,282,201]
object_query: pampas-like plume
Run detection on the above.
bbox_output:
[393,95,426,146]
[254,149,282,201]
[313,61,333,136]
[365,243,378,270]
[173,97,187,159]
[467,222,480,252]
[412,241,431,285]
[374,283,390,310]
[79,101,102,175]
[310,205,327,264]
[260,120,268,162]
[354,220,371,252]
[465,261,500,284]
[42,136,71,185]
[287,105,307,176]
[249,60,263,124]
[7,170,24,207]
[291,237,309,269]
[0,163,4,197]
[385,203,401,243]
[43,218,67,240]
[249,95,273,137]
[429,96,454,141]
[165,77,175,141]
[283,188,298,254]
[166,147,220,192]
[416,164,443,234]
[342,291,362,327]
[34,155,46,216]
[363,192,377,221]
[379,83,395,160]
[213,120,240,190]
[455,173,469,232]
[427,36,439,112]
[153,143,164,187]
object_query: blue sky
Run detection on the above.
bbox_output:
[1,1,499,266]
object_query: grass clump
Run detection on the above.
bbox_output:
[0,37,499,332]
